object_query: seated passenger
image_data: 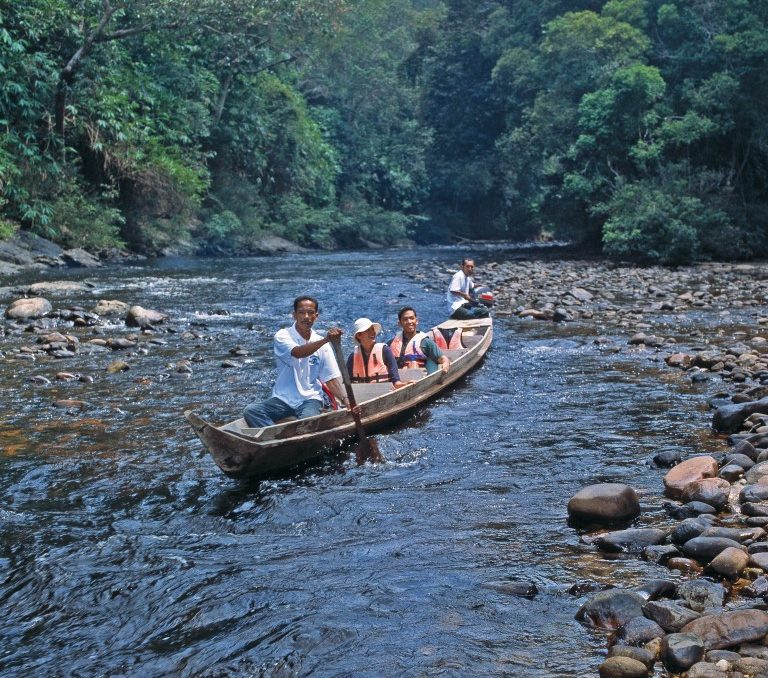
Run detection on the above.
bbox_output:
[347,317,409,389]
[447,258,490,320]
[388,306,450,375]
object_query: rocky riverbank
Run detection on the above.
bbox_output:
[422,258,768,677]
[0,231,308,277]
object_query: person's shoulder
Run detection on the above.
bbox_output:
[274,325,295,340]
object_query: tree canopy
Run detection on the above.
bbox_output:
[2,0,768,262]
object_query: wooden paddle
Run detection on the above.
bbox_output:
[330,336,383,464]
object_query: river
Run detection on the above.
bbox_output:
[0,246,730,676]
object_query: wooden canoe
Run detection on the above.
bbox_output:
[185,316,492,479]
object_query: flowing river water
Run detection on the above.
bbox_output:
[0,246,736,676]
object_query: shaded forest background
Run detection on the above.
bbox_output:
[2,0,767,264]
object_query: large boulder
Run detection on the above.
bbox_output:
[663,456,719,499]
[4,297,52,320]
[567,483,641,525]
[61,247,101,267]
[92,299,130,316]
[681,609,768,649]
[125,305,168,327]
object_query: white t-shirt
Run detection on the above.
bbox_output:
[447,270,474,312]
[271,324,341,408]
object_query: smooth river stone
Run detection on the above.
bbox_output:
[594,528,667,553]
[567,483,640,525]
[681,537,745,564]
[663,632,705,673]
[708,546,750,579]
[575,589,646,630]
[664,456,719,499]
[749,551,768,570]
[598,656,648,678]
[643,600,701,632]
[745,460,768,484]
[681,609,768,649]
[681,477,731,509]
[740,484,768,503]
[4,297,52,320]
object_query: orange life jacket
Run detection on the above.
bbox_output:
[389,331,429,368]
[431,327,462,350]
[351,343,390,382]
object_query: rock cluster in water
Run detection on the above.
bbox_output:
[429,256,766,677]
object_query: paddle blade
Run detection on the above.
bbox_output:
[355,436,383,465]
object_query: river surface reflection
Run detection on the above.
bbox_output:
[0,247,730,676]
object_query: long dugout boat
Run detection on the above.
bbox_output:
[185,316,492,479]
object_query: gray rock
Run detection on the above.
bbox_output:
[713,397,768,433]
[664,501,717,519]
[576,589,647,630]
[653,450,682,467]
[740,484,768,503]
[643,600,701,632]
[733,439,758,460]
[741,501,768,517]
[607,645,655,669]
[662,632,705,673]
[718,462,745,481]
[724,452,755,470]
[567,483,641,525]
[61,247,101,267]
[642,544,680,565]
[742,575,768,598]
[676,579,726,612]
[671,517,715,545]
[615,615,665,646]
[681,478,731,509]
[632,579,675,601]
[700,526,764,542]
[594,528,667,553]
[681,537,744,564]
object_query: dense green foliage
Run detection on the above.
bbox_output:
[2,0,768,262]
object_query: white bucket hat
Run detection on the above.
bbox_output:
[352,317,382,340]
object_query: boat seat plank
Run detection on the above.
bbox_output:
[461,334,483,349]
[352,382,393,402]
[399,367,427,381]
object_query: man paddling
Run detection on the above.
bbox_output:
[243,296,349,428]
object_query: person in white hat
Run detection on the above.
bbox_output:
[243,295,350,428]
[347,317,408,389]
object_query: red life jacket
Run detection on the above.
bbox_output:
[351,343,390,382]
[389,331,429,368]
[431,327,462,350]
